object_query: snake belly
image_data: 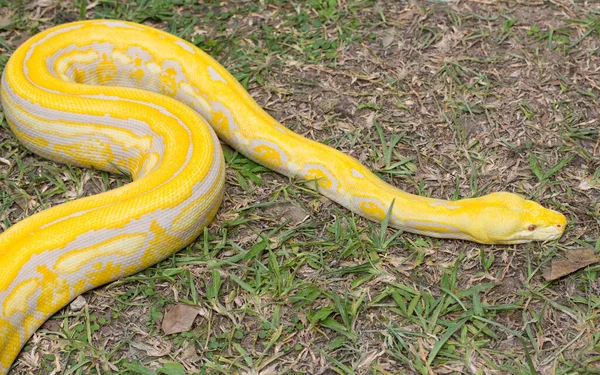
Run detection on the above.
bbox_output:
[0,20,566,373]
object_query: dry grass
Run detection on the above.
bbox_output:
[1,0,599,374]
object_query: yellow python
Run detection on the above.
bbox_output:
[0,20,566,373]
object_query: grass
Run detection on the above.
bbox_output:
[1,0,600,374]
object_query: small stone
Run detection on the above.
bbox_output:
[70,295,87,312]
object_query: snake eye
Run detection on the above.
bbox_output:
[528,224,537,231]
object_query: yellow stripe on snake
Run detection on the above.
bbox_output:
[0,20,566,373]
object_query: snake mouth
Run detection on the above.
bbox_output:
[540,226,566,242]
[528,224,566,243]
[492,223,566,245]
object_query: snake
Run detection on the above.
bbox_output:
[0,20,566,373]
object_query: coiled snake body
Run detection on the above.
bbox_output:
[0,20,565,373]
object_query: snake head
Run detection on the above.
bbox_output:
[467,192,566,244]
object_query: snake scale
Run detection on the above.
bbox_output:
[0,20,566,373]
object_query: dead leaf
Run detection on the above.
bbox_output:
[162,304,200,335]
[180,341,201,363]
[258,364,280,375]
[41,319,61,332]
[543,248,600,281]
[578,177,599,191]
[381,35,395,48]
[33,0,57,7]
[356,350,385,370]
[85,1,100,10]
[130,340,171,357]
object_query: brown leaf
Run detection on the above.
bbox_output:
[180,341,201,363]
[162,304,200,335]
[543,248,600,281]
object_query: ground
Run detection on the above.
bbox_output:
[0,0,599,374]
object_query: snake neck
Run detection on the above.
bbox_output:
[387,195,484,242]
